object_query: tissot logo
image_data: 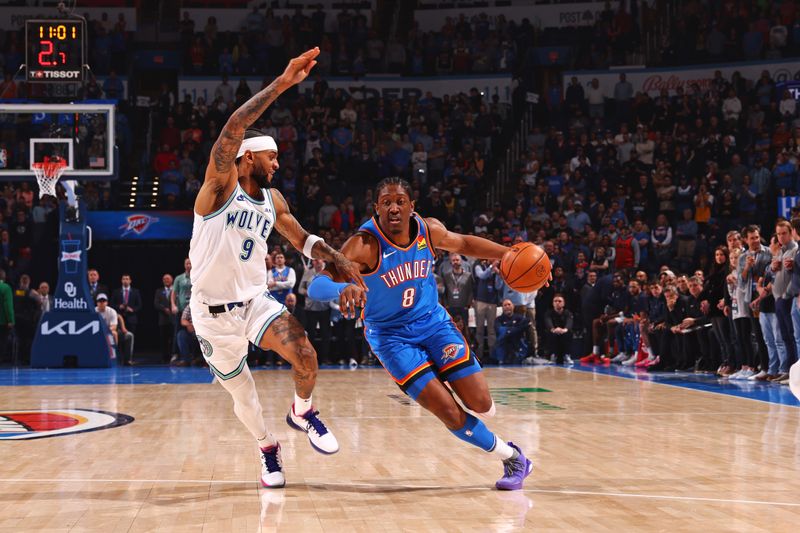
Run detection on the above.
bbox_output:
[34,71,81,79]
[40,320,99,335]
[0,409,133,440]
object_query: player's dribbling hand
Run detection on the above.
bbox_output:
[279,47,320,88]
[339,284,366,319]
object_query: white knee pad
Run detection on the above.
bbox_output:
[476,400,496,419]
[790,361,800,402]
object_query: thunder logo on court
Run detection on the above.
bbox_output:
[0,409,133,440]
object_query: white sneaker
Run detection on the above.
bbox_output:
[611,353,628,364]
[286,405,339,454]
[728,369,743,379]
[260,443,285,488]
[564,355,574,365]
[621,354,639,366]
[748,370,767,381]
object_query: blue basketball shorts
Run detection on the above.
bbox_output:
[364,305,481,400]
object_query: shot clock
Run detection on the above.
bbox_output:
[25,19,85,83]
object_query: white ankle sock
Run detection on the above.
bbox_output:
[592,345,599,354]
[258,432,277,450]
[294,393,312,416]
[492,438,516,461]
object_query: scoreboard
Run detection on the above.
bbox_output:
[25,19,85,83]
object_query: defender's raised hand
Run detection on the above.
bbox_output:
[279,47,320,88]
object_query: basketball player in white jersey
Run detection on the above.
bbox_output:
[189,47,366,488]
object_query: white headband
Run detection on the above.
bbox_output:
[236,136,278,159]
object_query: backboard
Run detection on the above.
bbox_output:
[0,103,115,180]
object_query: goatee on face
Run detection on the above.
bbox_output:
[252,162,271,188]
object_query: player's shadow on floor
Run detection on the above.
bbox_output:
[0,480,536,509]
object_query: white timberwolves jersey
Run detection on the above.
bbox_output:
[190,184,276,305]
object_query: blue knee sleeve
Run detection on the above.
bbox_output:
[450,413,496,452]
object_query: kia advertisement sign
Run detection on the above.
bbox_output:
[86,211,192,240]
[564,59,800,97]
[32,201,114,368]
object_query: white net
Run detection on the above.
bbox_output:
[32,159,67,199]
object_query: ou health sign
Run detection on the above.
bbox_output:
[86,211,192,240]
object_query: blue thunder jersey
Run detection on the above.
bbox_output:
[359,213,439,327]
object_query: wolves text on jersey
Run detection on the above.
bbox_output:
[224,209,272,241]
[379,259,434,288]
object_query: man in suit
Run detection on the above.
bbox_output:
[87,269,109,301]
[14,274,39,364]
[579,271,602,356]
[284,292,305,324]
[36,281,53,317]
[544,294,574,364]
[111,274,142,334]
[154,273,174,362]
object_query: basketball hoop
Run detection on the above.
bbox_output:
[32,156,68,199]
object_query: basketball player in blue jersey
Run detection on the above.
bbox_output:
[309,177,539,490]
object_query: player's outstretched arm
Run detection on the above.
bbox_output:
[271,189,367,294]
[195,47,320,216]
[425,217,508,261]
[308,232,379,318]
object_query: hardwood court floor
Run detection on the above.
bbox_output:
[0,365,798,532]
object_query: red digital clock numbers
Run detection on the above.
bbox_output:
[37,41,68,67]
[25,19,85,83]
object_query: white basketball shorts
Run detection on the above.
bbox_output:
[190,290,286,380]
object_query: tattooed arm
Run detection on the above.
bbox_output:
[194,47,320,217]
[270,188,367,290]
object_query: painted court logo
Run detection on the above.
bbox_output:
[0,409,133,440]
[441,343,463,363]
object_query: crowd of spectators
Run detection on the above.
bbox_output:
[1,4,800,387]
[660,0,800,66]
[179,6,530,77]
[174,2,647,77]
[150,73,511,228]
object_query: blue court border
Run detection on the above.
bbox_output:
[565,363,800,408]
[0,364,798,408]
[0,364,367,386]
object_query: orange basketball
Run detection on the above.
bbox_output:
[499,242,551,292]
